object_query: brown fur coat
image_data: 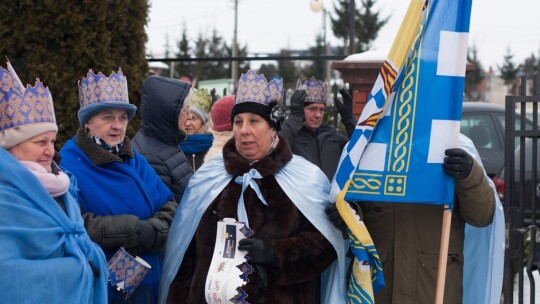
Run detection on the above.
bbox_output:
[168,136,337,304]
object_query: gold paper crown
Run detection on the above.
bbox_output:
[235,70,283,105]
[296,77,326,103]
[0,64,56,132]
[191,88,212,113]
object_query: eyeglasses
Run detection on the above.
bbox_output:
[181,106,190,116]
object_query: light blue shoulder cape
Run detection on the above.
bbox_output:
[0,148,108,304]
[158,155,348,304]
[460,134,505,304]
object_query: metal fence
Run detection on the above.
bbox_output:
[504,75,540,303]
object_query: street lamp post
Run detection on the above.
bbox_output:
[310,0,331,91]
[231,0,239,92]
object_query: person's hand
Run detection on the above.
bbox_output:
[335,88,354,122]
[443,148,473,180]
[289,89,307,119]
[335,88,356,137]
[325,204,347,235]
[135,219,158,255]
[238,238,277,265]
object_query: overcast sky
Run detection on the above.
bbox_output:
[146,0,540,71]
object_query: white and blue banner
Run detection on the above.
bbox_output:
[338,0,472,207]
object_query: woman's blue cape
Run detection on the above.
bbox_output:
[0,148,108,304]
[460,134,505,304]
[158,155,348,304]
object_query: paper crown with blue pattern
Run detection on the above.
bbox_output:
[0,62,58,149]
[231,70,284,130]
[77,68,137,125]
[235,70,283,105]
[296,77,326,103]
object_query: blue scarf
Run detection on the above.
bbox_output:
[59,137,173,300]
[179,133,213,154]
[0,148,108,304]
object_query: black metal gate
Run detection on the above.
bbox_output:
[503,76,540,303]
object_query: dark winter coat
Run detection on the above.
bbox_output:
[184,152,206,171]
[167,136,337,304]
[132,75,193,203]
[358,159,495,304]
[279,116,348,180]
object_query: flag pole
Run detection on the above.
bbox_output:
[435,206,452,303]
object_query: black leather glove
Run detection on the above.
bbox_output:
[443,148,473,180]
[135,219,158,255]
[325,204,347,235]
[252,264,269,290]
[289,89,307,119]
[335,89,353,121]
[335,88,356,137]
[238,238,277,265]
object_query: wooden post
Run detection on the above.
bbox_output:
[435,206,452,304]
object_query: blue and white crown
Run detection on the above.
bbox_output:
[77,68,136,124]
[296,77,326,103]
[0,62,57,148]
[79,69,129,108]
[235,70,283,105]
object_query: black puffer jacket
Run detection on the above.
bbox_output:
[132,75,193,203]
[279,116,348,181]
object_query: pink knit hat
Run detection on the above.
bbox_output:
[211,95,235,132]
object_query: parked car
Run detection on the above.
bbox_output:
[461,102,509,178]
[463,102,540,226]
[461,101,534,198]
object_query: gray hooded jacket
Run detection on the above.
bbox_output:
[132,75,193,203]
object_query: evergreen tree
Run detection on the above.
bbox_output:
[0,0,149,146]
[174,28,249,84]
[191,33,209,84]
[499,47,519,84]
[302,33,326,80]
[499,47,520,94]
[464,43,485,101]
[522,53,539,77]
[224,42,250,78]
[174,26,193,80]
[277,49,300,91]
[258,64,279,79]
[330,0,388,54]
[206,29,229,79]
[355,0,388,52]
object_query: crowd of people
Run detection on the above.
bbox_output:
[0,63,501,304]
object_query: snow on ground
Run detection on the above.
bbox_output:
[513,269,540,303]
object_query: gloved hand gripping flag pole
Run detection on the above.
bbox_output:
[330,0,473,303]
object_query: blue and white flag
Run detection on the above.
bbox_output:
[330,0,474,302]
[332,0,472,207]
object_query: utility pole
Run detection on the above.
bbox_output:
[323,8,331,88]
[349,0,355,55]
[231,0,239,92]
[310,0,331,86]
